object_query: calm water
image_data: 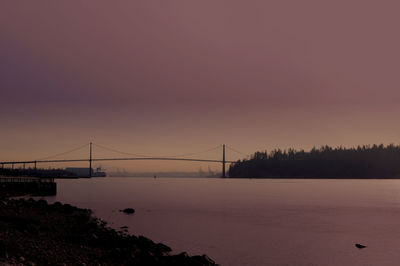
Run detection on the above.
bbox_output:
[44,177,400,266]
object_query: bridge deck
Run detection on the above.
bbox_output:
[0,157,235,165]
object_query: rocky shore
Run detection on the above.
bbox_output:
[0,197,217,266]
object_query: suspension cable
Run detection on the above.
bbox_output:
[92,143,152,157]
[164,145,222,158]
[35,143,90,161]
[93,143,222,158]
[226,145,250,157]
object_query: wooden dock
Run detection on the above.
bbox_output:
[0,177,56,196]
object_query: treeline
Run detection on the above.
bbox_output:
[228,144,400,178]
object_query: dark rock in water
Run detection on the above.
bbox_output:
[192,254,217,265]
[168,252,217,266]
[355,243,366,249]
[120,208,135,214]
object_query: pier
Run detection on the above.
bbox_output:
[0,177,56,196]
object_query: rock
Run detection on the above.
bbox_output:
[155,243,172,253]
[36,200,48,206]
[177,252,189,258]
[192,254,216,265]
[120,208,135,214]
[0,242,6,258]
[0,198,218,265]
[355,243,366,249]
[52,201,62,208]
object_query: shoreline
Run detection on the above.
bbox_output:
[227,176,400,179]
[0,194,217,265]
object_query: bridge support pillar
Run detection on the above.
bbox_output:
[89,142,92,177]
[222,144,226,178]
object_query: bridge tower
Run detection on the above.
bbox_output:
[222,144,226,178]
[89,142,92,177]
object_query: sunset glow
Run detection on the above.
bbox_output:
[2,1,400,171]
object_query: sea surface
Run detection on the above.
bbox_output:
[44,177,400,266]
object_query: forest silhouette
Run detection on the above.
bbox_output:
[228,144,400,178]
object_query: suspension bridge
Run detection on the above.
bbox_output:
[0,143,250,178]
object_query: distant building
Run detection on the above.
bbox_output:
[66,167,92,177]
[65,167,106,177]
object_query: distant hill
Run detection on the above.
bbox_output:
[228,144,400,178]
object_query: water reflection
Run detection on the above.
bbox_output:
[45,177,400,266]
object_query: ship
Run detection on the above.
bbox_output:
[93,166,106,177]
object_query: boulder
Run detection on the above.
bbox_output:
[355,243,366,249]
[120,208,135,214]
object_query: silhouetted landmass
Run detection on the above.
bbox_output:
[229,144,400,178]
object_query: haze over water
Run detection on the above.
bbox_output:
[3,1,400,171]
[45,177,400,266]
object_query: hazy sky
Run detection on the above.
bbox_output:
[1,1,400,171]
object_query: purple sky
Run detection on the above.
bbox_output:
[1,1,400,171]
